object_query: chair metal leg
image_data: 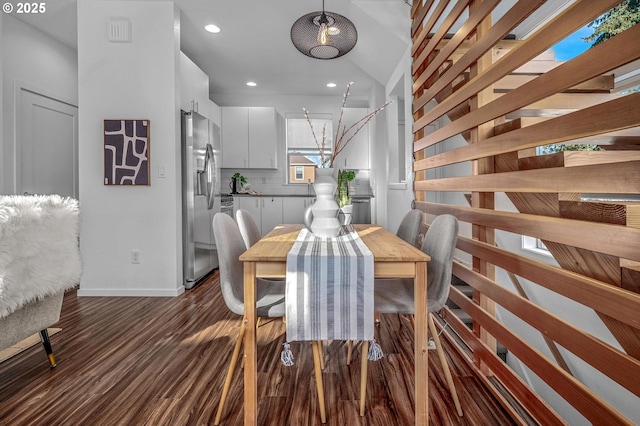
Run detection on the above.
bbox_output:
[214,319,246,425]
[359,340,369,417]
[39,329,56,368]
[312,341,327,423]
[429,313,463,417]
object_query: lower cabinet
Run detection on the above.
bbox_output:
[235,196,283,237]
[235,196,315,236]
[282,197,313,225]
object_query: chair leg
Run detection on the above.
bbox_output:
[214,319,246,425]
[39,329,56,368]
[429,313,463,417]
[319,341,325,370]
[312,341,327,423]
[346,340,354,365]
[359,340,369,417]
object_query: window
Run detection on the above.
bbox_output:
[286,113,332,184]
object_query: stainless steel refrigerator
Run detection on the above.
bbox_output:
[181,110,221,289]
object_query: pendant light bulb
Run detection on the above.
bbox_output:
[318,19,329,45]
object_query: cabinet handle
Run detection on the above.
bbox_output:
[244,158,247,167]
[271,158,275,168]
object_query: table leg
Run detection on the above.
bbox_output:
[414,261,428,425]
[244,262,257,425]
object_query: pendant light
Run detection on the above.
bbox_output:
[290,0,358,60]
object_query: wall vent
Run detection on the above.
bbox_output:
[108,18,132,43]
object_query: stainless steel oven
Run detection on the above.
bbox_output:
[221,194,234,217]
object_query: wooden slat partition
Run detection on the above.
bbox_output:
[411,0,640,423]
[452,261,640,397]
[440,307,566,426]
[448,287,635,425]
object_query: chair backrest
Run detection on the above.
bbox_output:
[212,213,246,316]
[396,209,423,246]
[422,214,459,312]
[236,208,262,249]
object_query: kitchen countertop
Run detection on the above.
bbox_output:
[228,192,374,198]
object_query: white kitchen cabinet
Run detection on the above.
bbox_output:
[221,107,279,169]
[235,196,283,236]
[180,52,213,120]
[282,197,312,224]
[260,197,283,235]
[335,108,369,170]
[221,107,249,168]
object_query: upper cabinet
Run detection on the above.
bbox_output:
[180,52,219,124]
[221,106,279,169]
[335,108,369,170]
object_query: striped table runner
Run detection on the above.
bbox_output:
[282,228,381,365]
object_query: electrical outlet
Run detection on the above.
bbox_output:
[131,250,141,264]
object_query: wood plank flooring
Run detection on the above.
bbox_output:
[0,273,517,425]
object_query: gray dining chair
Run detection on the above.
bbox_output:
[366,214,463,417]
[349,209,423,363]
[396,208,423,247]
[212,213,287,424]
[236,208,262,249]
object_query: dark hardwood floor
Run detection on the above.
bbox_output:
[0,273,517,425]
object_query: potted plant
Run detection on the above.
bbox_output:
[336,170,356,225]
[230,172,247,194]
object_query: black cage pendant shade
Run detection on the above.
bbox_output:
[290,1,358,59]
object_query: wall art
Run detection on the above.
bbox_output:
[104,119,150,185]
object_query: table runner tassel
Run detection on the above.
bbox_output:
[281,342,294,366]
[368,339,383,361]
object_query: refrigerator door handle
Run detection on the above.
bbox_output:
[204,143,215,210]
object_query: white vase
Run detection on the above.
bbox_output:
[304,168,341,238]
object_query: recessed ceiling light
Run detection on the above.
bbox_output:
[205,24,221,33]
[246,81,257,87]
[326,83,337,88]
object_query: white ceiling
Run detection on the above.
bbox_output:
[12,0,412,99]
[17,1,615,99]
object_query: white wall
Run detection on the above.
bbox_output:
[1,14,78,194]
[383,47,416,233]
[77,0,183,297]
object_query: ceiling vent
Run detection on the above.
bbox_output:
[108,18,132,43]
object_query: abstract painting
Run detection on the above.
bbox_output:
[104,119,150,185]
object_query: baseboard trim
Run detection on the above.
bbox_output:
[77,286,185,297]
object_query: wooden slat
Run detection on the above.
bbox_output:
[419,201,640,263]
[414,92,640,170]
[442,302,567,426]
[453,262,640,396]
[415,161,640,194]
[448,289,635,425]
[413,0,545,108]
[494,74,614,93]
[413,0,623,134]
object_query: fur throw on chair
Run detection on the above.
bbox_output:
[0,195,81,318]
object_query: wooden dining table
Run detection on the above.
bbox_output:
[239,224,431,425]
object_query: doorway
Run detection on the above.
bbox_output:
[16,87,78,198]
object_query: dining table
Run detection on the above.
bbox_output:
[239,223,431,425]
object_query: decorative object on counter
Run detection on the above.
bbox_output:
[290,0,358,60]
[229,172,246,194]
[303,168,341,238]
[303,83,391,168]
